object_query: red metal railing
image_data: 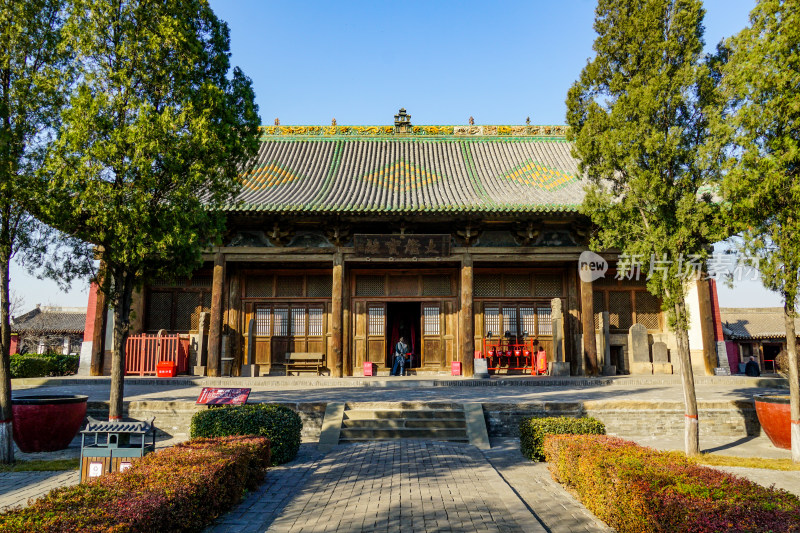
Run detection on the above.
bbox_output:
[125,334,189,376]
[478,339,547,375]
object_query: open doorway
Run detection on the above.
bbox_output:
[386,302,421,369]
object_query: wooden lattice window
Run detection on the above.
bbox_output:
[307,275,332,297]
[505,275,531,297]
[357,275,385,297]
[537,306,553,336]
[368,305,384,336]
[291,307,306,336]
[308,307,324,336]
[635,291,661,330]
[246,276,273,298]
[423,305,440,335]
[520,306,536,336]
[484,306,500,336]
[276,276,303,297]
[255,308,271,335]
[534,274,562,297]
[189,276,212,288]
[147,292,172,331]
[593,292,606,330]
[475,274,502,297]
[422,275,451,296]
[502,306,518,335]
[608,291,633,330]
[175,292,196,331]
[273,307,289,336]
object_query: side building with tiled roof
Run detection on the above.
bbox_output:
[720,307,800,374]
[12,306,86,355]
[82,111,726,378]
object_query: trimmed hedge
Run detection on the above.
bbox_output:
[0,435,270,533]
[10,353,79,378]
[190,403,302,465]
[545,434,800,533]
[519,416,605,461]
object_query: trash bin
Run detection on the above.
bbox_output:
[363,361,376,376]
[156,360,177,378]
[80,417,156,482]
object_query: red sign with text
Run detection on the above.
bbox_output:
[196,388,251,405]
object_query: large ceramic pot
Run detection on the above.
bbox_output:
[754,394,790,450]
[12,395,88,452]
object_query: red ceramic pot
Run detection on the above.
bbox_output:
[12,395,88,452]
[753,394,790,450]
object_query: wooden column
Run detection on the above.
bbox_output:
[207,252,225,377]
[129,288,145,335]
[90,281,108,377]
[461,254,474,377]
[696,278,717,376]
[580,274,598,376]
[343,269,352,376]
[228,270,242,376]
[331,251,344,377]
[565,267,580,375]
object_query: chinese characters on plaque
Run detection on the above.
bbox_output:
[354,234,451,258]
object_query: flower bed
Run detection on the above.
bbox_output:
[519,416,605,461]
[544,434,800,533]
[191,403,302,465]
[0,435,270,533]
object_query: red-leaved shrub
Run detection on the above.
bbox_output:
[544,434,800,533]
[0,435,270,533]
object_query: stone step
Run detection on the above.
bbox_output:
[343,409,466,420]
[339,437,470,443]
[342,418,467,429]
[339,428,469,440]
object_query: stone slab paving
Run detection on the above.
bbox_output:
[715,466,800,497]
[0,471,79,511]
[210,441,549,533]
[483,439,612,533]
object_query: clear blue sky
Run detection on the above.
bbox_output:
[11,0,780,312]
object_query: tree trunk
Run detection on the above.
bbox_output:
[0,255,14,463]
[675,299,699,456]
[108,270,134,421]
[784,302,800,462]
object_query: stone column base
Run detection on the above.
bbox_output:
[548,362,571,376]
[653,363,673,374]
[473,358,490,379]
[602,364,617,376]
[192,365,206,376]
[630,362,653,374]
[240,364,260,377]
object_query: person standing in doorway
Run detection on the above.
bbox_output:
[744,355,761,377]
[392,336,409,376]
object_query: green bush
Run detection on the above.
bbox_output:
[519,416,605,461]
[545,434,800,532]
[190,403,302,465]
[0,436,270,533]
[9,353,80,378]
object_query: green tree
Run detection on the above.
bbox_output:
[0,0,77,463]
[714,0,800,461]
[42,0,260,419]
[566,0,726,455]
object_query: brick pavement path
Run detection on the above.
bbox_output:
[0,471,79,511]
[210,441,551,533]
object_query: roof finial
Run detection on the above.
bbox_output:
[469,116,474,126]
[274,118,280,126]
[331,118,337,126]
[526,116,531,125]
[394,108,412,134]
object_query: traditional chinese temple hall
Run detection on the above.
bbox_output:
[82,110,728,379]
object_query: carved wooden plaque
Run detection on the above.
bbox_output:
[353,234,451,258]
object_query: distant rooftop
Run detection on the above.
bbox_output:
[720,307,800,340]
[12,306,86,335]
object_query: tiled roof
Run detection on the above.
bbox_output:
[720,307,800,340]
[12,308,86,334]
[228,126,584,215]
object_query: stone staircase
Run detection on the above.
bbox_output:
[318,402,489,452]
